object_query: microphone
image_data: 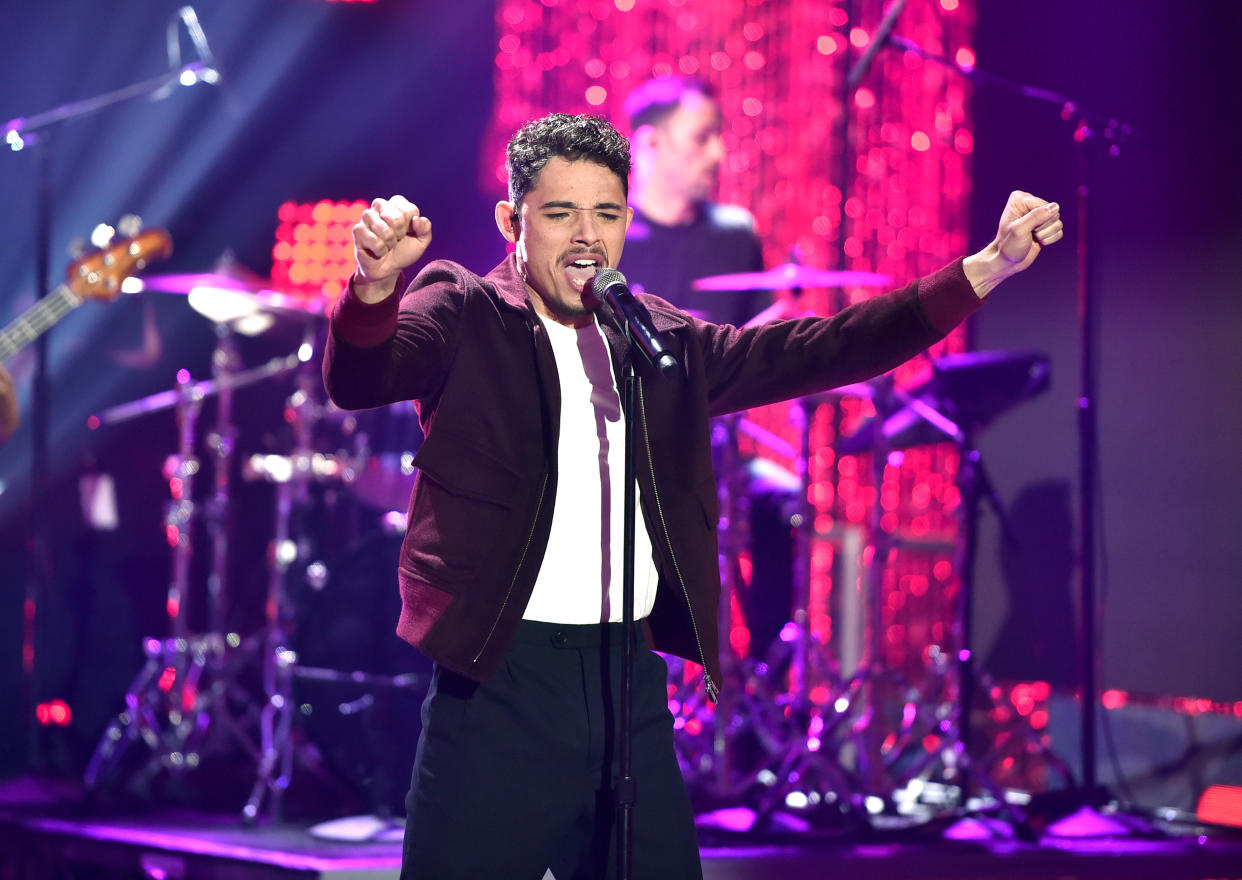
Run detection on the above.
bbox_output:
[589,268,680,378]
[846,0,907,91]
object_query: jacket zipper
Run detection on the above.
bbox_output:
[472,471,549,664]
[637,380,719,704]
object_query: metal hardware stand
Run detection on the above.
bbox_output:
[852,368,1073,831]
[244,344,349,822]
[242,364,311,822]
[673,416,805,809]
[241,335,428,823]
[895,431,1040,832]
[85,338,262,793]
[748,394,872,831]
[85,339,302,798]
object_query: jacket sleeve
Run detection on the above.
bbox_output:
[322,260,470,411]
[686,258,982,416]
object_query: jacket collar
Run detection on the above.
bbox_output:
[483,252,533,314]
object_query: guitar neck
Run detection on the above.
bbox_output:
[0,284,81,361]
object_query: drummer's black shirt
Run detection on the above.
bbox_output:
[622,203,765,327]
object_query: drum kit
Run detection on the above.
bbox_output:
[678,262,1069,833]
[82,263,427,823]
[80,255,1065,832]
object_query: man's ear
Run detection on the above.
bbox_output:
[495,201,519,243]
[632,123,659,154]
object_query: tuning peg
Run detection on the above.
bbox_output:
[90,223,116,249]
[66,237,88,259]
[117,214,143,238]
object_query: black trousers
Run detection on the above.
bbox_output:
[401,620,703,879]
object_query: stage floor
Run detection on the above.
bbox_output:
[3,778,1241,879]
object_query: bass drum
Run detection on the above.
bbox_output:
[293,523,431,818]
[344,400,424,513]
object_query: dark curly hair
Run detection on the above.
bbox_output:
[506,113,631,206]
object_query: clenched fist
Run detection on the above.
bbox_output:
[964,190,1064,298]
[352,195,433,301]
[994,190,1063,273]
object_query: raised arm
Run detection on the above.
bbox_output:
[323,195,441,411]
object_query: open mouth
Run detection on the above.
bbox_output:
[563,254,603,291]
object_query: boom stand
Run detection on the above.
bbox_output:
[884,33,1138,833]
[3,8,218,768]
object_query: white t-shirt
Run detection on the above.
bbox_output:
[522,314,660,624]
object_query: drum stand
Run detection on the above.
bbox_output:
[731,354,1074,833]
[85,331,297,797]
[241,347,429,824]
[85,312,426,822]
[748,389,909,831]
[890,395,1072,834]
[242,356,318,821]
[670,416,794,808]
[242,347,362,822]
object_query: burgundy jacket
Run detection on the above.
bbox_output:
[323,253,982,697]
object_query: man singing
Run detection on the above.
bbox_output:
[323,112,1061,879]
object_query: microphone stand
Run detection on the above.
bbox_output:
[617,355,638,880]
[3,7,218,774]
[878,32,1138,833]
[608,300,678,878]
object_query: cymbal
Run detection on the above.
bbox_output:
[136,271,326,335]
[835,350,1050,454]
[692,262,894,292]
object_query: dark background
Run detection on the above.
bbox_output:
[967,1,1242,700]
[0,0,1238,791]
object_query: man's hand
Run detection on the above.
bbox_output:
[963,191,1063,299]
[352,195,433,303]
[0,365,19,444]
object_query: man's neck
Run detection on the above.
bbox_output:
[633,184,701,227]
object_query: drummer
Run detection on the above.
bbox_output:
[621,77,768,326]
[622,77,797,661]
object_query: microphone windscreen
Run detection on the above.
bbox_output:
[591,267,626,295]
